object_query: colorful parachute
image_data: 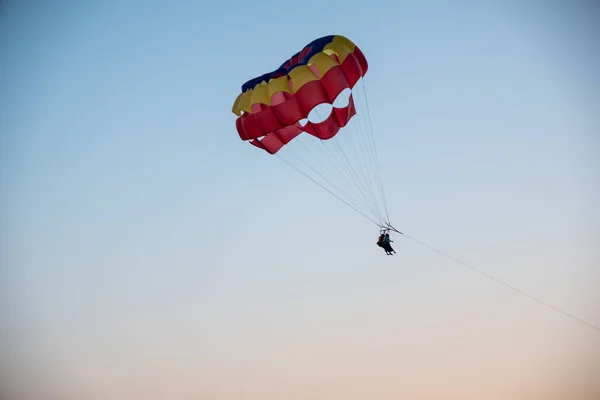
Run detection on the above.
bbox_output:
[232,35,368,154]
[232,34,393,230]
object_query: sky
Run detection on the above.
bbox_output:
[1,1,599,399]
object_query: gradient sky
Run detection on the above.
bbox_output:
[1,1,599,399]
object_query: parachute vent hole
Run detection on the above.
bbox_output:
[307,103,333,124]
[332,88,352,108]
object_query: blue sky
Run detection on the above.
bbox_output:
[1,1,599,399]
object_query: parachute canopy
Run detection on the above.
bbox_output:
[232,35,368,154]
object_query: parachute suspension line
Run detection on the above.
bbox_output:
[329,81,389,227]
[340,99,387,225]
[358,78,391,225]
[285,144,358,209]
[278,100,389,227]
[288,120,387,226]
[282,138,384,227]
[294,137,367,211]
[322,134,377,218]
[313,136,375,211]
[356,79,387,219]
[286,143,384,224]
[314,85,390,227]
[399,232,600,333]
[317,106,387,226]
[275,153,382,227]
[270,79,392,230]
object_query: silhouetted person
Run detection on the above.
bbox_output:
[377,232,395,255]
[382,233,395,255]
